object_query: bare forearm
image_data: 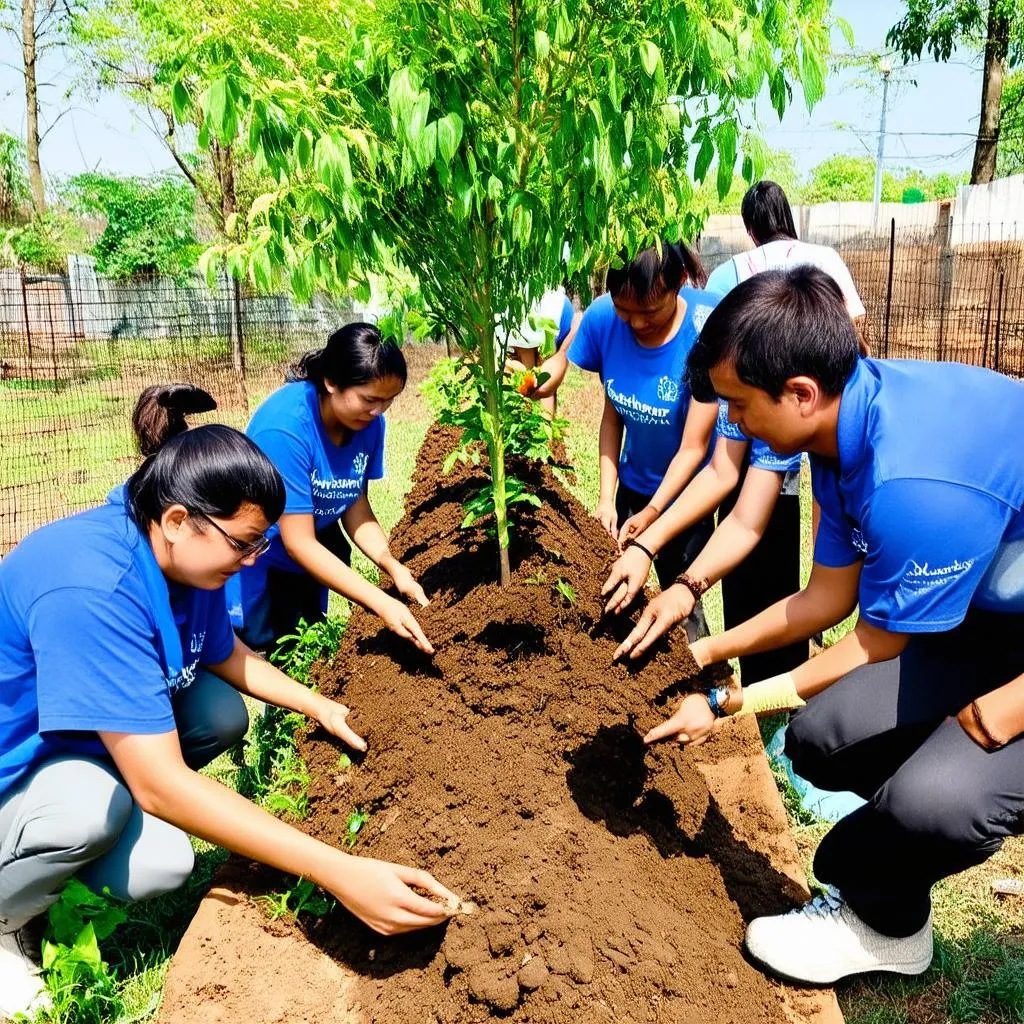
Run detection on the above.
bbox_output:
[789,621,908,698]
[975,673,1024,745]
[598,403,622,503]
[684,515,765,587]
[285,536,384,611]
[212,642,321,715]
[345,513,396,572]
[701,589,848,666]
[641,466,734,553]
[144,768,344,887]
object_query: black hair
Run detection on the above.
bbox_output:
[686,265,860,402]
[741,180,798,246]
[288,321,407,395]
[605,240,708,301]
[132,383,218,457]
[126,385,285,529]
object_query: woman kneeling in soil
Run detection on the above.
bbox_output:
[228,323,433,654]
[532,240,722,637]
[0,387,456,1021]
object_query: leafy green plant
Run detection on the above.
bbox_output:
[553,578,577,607]
[256,877,333,921]
[0,213,86,273]
[236,618,346,819]
[27,880,127,1024]
[170,0,831,585]
[344,807,369,849]
[428,357,568,537]
[269,615,346,686]
[63,173,201,281]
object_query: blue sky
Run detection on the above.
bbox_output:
[0,0,984,183]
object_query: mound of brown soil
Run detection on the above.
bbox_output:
[160,425,841,1024]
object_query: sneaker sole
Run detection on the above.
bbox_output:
[745,945,933,986]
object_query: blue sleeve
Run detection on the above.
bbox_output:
[29,587,176,735]
[556,297,575,344]
[200,590,236,666]
[705,261,738,300]
[715,401,747,441]
[858,479,1010,633]
[749,440,802,474]
[812,462,862,568]
[251,426,314,515]
[368,418,385,481]
[566,304,604,373]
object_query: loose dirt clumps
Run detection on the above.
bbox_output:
[159,424,842,1024]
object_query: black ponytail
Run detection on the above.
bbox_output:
[288,322,407,395]
[741,180,798,246]
[126,385,285,529]
[132,383,218,457]
[605,240,708,301]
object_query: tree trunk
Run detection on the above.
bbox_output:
[971,3,1010,184]
[22,0,45,214]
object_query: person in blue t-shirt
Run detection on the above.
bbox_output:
[229,323,432,655]
[531,241,721,635]
[602,401,806,681]
[0,387,457,1019]
[644,265,1024,989]
[502,287,581,416]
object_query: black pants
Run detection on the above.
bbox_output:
[720,476,806,682]
[785,610,1024,937]
[238,524,352,651]
[615,482,715,639]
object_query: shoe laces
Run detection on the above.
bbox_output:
[793,885,844,920]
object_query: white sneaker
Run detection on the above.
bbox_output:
[745,886,933,985]
[0,927,51,1021]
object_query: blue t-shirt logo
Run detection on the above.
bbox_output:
[850,527,868,555]
[353,451,369,477]
[657,376,680,403]
[605,378,672,426]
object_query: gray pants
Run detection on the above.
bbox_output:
[785,609,1024,937]
[0,671,248,932]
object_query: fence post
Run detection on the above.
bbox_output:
[994,263,1005,374]
[883,217,895,357]
[20,268,32,370]
[230,275,249,413]
[936,215,954,363]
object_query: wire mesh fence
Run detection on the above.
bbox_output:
[3,221,1024,554]
[703,218,1024,377]
[0,260,358,553]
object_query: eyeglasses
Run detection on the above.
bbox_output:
[195,513,271,560]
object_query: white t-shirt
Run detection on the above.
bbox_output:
[705,239,865,318]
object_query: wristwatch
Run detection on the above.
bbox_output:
[675,572,710,601]
[706,684,733,718]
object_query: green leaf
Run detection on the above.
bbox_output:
[486,174,503,201]
[171,79,191,122]
[640,40,661,78]
[800,40,826,111]
[204,77,237,143]
[436,112,463,164]
[769,68,788,121]
[715,119,737,198]
[694,134,714,183]
[534,29,550,61]
[294,130,313,171]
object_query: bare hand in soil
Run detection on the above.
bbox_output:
[379,594,435,654]
[330,856,459,935]
[594,499,617,541]
[616,505,659,551]
[644,692,717,746]
[614,585,695,660]
[602,545,653,615]
[390,564,431,608]
[313,697,368,752]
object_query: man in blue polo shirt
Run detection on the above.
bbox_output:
[645,264,1024,985]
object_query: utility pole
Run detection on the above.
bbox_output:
[872,61,892,233]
